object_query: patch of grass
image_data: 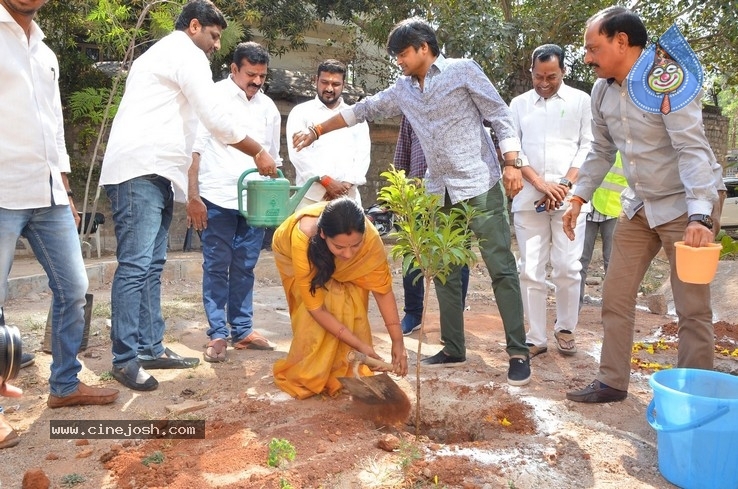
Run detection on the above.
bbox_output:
[92,301,111,318]
[142,450,165,467]
[60,473,86,486]
[161,297,201,320]
[99,371,114,381]
[267,438,296,468]
[24,317,46,332]
[398,439,422,471]
[279,479,294,489]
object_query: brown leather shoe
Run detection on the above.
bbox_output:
[47,382,119,409]
[0,414,20,449]
[566,380,627,403]
[526,343,548,358]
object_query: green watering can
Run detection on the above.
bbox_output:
[237,169,319,227]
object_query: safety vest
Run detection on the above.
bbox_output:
[591,153,628,217]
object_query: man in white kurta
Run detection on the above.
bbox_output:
[186,42,282,361]
[509,44,593,357]
[286,59,370,208]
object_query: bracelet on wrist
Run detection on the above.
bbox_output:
[320,175,334,187]
[308,124,320,140]
[254,147,264,160]
[570,195,587,206]
[66,190,74,198]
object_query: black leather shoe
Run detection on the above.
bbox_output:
[111,361,158,391]
[420,350,466,368]
[566,380,627,403]
[138,347,199,370]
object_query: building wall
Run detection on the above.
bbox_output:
[702,106,729,170]
[253,20,388,93]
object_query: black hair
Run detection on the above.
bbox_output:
[587,6,648,48]
[317,59,346,81]
[307,198,366,294]
[174,0,227,31]
[387,17,440,57]
[531,44,565,70]
[233,42,269,67]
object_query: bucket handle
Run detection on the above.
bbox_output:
[646,399,729,433]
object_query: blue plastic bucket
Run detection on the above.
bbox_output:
[647,368,738,489]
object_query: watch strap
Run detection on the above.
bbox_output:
[688,214,713,229]
[559,178,573,189]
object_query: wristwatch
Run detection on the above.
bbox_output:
[558,178,573,189]
[504,157,523,169]
[688,214,713,230]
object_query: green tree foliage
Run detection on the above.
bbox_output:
[351,0,737,101]
[36,0,738,102]
[36,1,112,104]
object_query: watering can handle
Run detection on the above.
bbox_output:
[347,350,396,372]
[239,168,285,181]
[646,398,729,433]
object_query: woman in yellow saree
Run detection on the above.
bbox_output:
[272,198,408,399]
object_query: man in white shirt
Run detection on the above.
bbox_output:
[286,59,371,208]
[100,0,277,392]
[0,0,119,446]
[186,42,280,362]
[509,44,593,358]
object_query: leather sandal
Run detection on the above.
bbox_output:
[204,338,227,363]
[233,331,275,351]
[554,330,577,355]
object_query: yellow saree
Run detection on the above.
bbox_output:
[272,202,392,399]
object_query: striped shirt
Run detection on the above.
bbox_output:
[393,116,426,179]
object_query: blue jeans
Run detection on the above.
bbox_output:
[201,199,264,342]
[403,264,470,316]
[105,175,173,367]
[0,205,88,396]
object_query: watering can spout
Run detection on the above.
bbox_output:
[237,169,320,228]
[287,176,320,214]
